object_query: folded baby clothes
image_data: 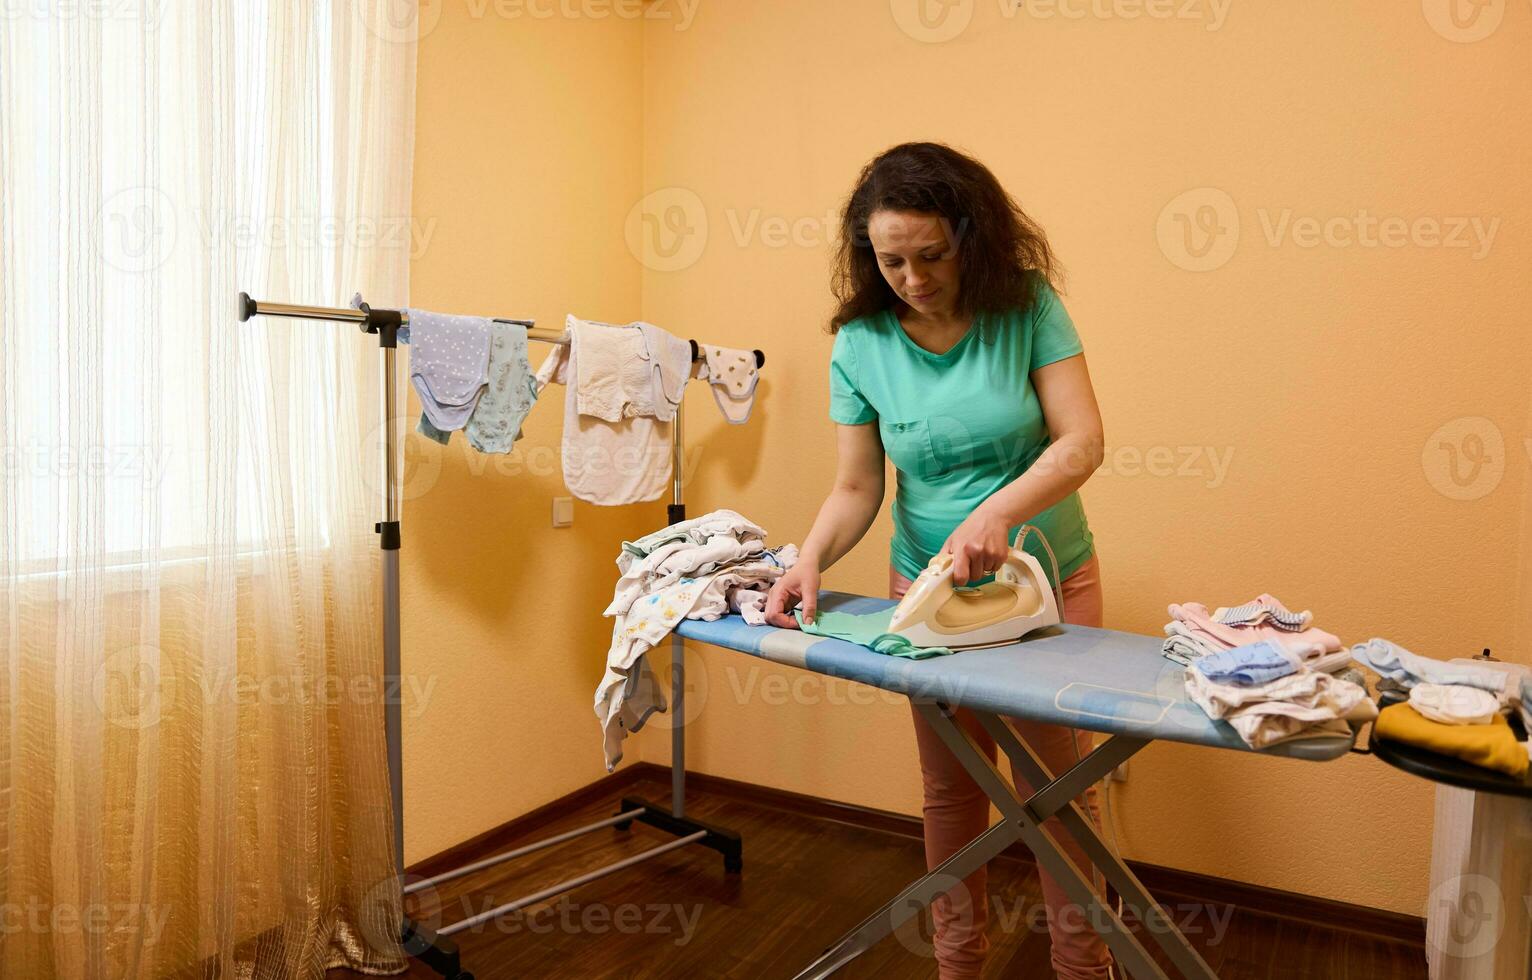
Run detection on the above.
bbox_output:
[464,320,539,454]
[608,533,770,618]
[1191,639,1311,686]
[1169,602,1343,656]
[698,344,759,424]
[1408,683,1501,726]
[1350,638,1512,701]
[536,327,672,506]
[406,309,492,431]
[619,509,768,564]
[1212,595,1313,631]
[794,606,953,660]
[1162,622,1220,666]
[1164,601,1347,674]
[1185,668,1376,749]
[1373,704,1529,778]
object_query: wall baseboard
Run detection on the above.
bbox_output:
[410,761,1425,947]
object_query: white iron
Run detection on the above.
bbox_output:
[887,529,1063,650]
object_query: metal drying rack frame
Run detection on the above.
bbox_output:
[237,292,764,980]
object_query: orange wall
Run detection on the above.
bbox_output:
[406,1,1532,916]
[637,2,1532,916]
[405,2,654,864]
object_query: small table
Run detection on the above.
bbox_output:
[1370,698,1532,980]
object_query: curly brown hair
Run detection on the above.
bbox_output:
[829,142,1062,332]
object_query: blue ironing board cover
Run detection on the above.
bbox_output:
[674,591,1355,761]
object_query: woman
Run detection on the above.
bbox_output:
[763,142,1114,980]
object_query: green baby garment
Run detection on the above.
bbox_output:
[794,607,953,660]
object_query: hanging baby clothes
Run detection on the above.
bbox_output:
[597,509,796,768]
[466,321,540,453]
[405,309,492,432]
[535,315,690,506]
[640,323,693,423]
[407,318,540,452]
[698,344,759,424]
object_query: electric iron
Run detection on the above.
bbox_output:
[887,526,1064,650]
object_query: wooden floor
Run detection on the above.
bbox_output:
[342,775,1428,980]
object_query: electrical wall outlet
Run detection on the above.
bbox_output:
[1107,762,1128,783]
[552,496,574,527]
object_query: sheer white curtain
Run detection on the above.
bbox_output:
[1,2,416,976]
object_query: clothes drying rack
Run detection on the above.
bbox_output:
[237,292,764,980]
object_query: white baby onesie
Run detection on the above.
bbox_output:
[698,344,759,424]
[1409,683,1501,726]
[535,327,672,506]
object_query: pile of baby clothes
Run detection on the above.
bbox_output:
[1167,595,1377,748]
[1184,638,1378,749]
[1353,638,1529,778]
[595,509,797,769]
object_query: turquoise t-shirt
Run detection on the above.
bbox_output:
[828,281,1094,583]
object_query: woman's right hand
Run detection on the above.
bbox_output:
[765,564,821,629]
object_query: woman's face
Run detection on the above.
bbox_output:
[867,209,961,318]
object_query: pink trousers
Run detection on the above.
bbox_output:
[893,554,1114,980]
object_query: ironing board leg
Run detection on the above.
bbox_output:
[788,819,1022,980]
[912,701,1176,980]
[977,714,1221,980]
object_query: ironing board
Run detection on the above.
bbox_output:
[673,590,1356,980]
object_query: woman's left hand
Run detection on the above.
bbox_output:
[942,506,1013,586]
